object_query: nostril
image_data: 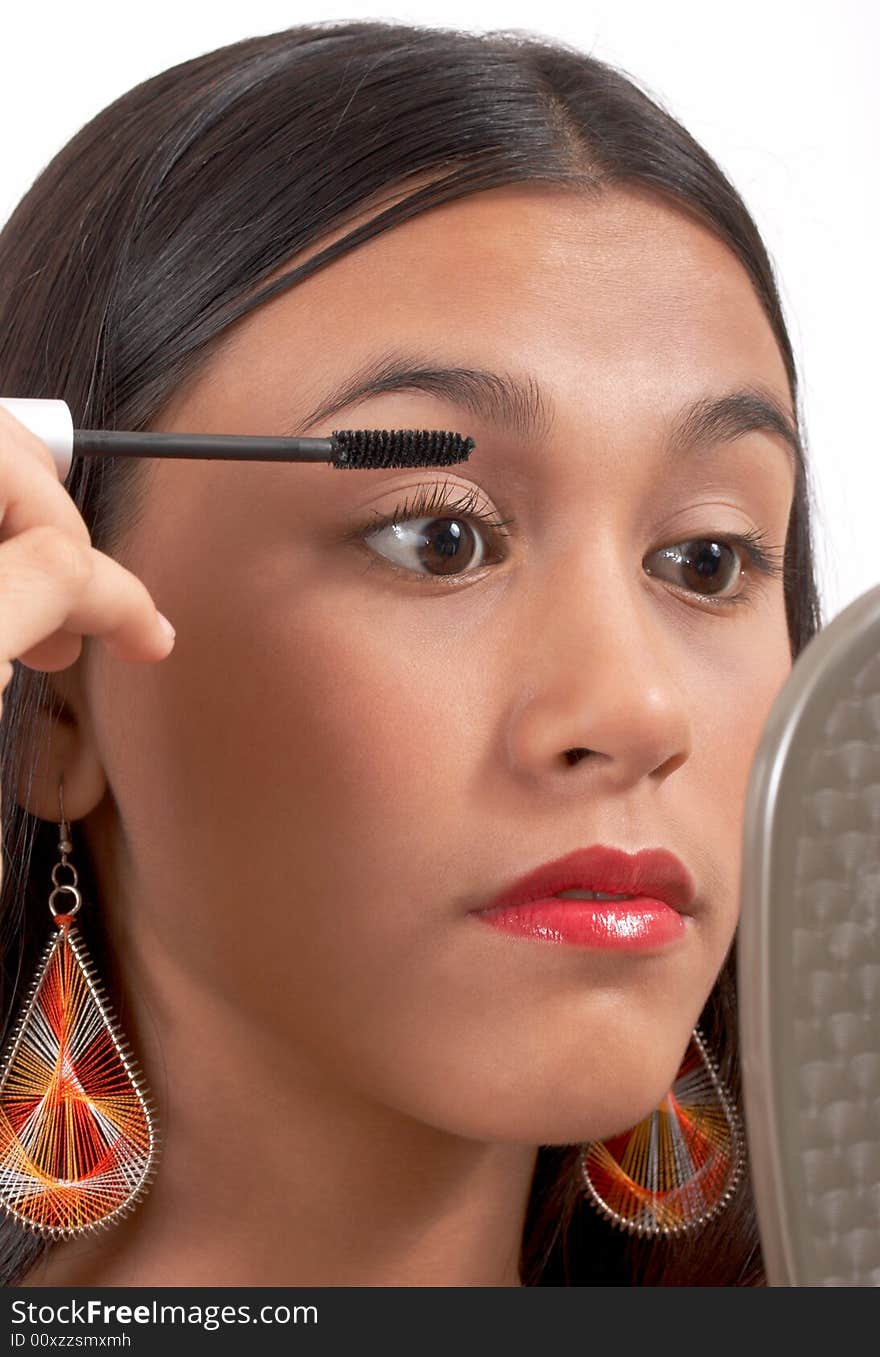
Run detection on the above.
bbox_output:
[564,747,590,766]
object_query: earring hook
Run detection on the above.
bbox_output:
[57,777,73,861]
[51,775,80,919]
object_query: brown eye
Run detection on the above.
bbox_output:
[645,539,744,601]
[366,515,488,577]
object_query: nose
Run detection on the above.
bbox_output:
[505,539,692,792]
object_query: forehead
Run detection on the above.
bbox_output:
[168,181,792,444]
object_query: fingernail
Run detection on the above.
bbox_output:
[157,612,176,645]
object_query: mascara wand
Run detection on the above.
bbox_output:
[0,398,476,481]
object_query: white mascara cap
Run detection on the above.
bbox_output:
[0,397,74,480]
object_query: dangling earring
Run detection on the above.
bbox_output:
[0,778,160,1238]
[577,1024,745,1236]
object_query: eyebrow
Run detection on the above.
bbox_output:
[292,350,801,471]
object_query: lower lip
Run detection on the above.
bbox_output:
[472,896,686,949]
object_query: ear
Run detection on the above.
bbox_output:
[13,662,108,825]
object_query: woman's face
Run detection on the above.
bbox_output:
[71,184,795,1144]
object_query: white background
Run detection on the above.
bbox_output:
[2,1,877,623]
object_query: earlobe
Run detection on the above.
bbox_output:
[12,671,108,824]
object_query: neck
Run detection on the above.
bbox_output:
[19,952,536,1288]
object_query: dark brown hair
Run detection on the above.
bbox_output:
[0,18,822,1285]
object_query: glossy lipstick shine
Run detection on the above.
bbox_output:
[470,845,696,950]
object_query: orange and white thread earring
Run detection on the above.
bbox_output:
[0,779,160,1237]
[577,1024,745,1236]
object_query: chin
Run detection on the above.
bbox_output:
[390,1066,686,1147]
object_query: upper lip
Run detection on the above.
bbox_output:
[475,845,697,916]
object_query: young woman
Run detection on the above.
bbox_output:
[0,19,821,1287]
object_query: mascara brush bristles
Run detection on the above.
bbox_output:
[330,428,475,469]
[70,427,476,470]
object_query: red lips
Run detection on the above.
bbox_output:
[476,844,697,916]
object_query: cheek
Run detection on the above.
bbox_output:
[690,607,792,921]
[238,596,474,870]
[126,571,496,979]
[166,579,529,1114]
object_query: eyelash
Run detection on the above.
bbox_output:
[349,480,786,608]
